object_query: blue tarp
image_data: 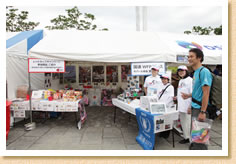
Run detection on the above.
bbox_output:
[6,30,43,52]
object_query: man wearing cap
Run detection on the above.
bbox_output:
[143,66,162,96]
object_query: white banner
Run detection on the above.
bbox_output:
[131,63,165,76]
[28,58,65,73]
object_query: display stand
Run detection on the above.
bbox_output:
[112,98,178,150]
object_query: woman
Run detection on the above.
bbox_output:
[174,65,192,144]
[158,73,174,139]
[158,73,174,109]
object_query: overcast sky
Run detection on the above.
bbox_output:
[14,6,222,34]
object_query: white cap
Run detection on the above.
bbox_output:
[160,73,170,80]
[178,65,188,71]
[151,66,159,71]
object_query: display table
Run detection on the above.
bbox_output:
[6,101,12,140]
[112,98,179,149]
[112,98,140,116]
[10,99,86,129]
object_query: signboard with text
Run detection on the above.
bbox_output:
[28,58,65,73]
[131,63,165,76]
[135,108,156,150]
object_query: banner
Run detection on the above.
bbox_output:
[135,108,156,150]
[28,58,65,73]
[131,63,165,76]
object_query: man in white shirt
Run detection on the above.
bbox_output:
[144,66,162,96]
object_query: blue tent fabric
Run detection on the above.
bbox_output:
[6,30,43,52]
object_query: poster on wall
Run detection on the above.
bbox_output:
[127,75,139,90]
[121,65,131,82]
[92,66,104,82]
[64,65,76,83]
[106,66,118,83]
[131,62,165,76]
[79,66,91,83]
[44,73,51,88]
[28,58,65,73]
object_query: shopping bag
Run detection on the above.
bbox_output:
[190,117,213,145]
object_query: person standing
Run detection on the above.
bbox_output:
[213,65,222,76]
[174,65,192,144]
[158,73,175,108]
[144,66,162,96]
[182,48,213,150]
[158,73,174,138]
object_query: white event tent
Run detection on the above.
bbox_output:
[6,30,44,99]
[29,30,222,65]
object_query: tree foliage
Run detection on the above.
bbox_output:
[45,6,108,31]
[184,25,222,35]
[6,6,40,32]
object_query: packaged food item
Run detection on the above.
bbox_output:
[53,93,59,100]
[16,85,28,98]
[44,90,52,100]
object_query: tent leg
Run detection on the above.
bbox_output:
[114,106,117,123]
[172,129,175,148]
[24,66,36,131]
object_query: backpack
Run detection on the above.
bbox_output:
[200,67,222,108]
[192,67,222,119]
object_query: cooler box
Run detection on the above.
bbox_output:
[6,100,12,140]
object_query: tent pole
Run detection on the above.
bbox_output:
[28,72,32,123]
[25,59,35,131]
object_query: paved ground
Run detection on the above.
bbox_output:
[6,106,222,150]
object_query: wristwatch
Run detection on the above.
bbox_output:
[200,110,206,114]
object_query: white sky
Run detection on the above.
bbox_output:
[13,6,222,33]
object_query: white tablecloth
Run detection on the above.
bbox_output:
[112,98,178,116]
[112,98,140,115]
[112,98,179,134]
[11,99,81,112]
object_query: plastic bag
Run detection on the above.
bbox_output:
[190,117,213,145]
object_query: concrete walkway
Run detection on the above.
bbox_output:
[6,106,222,150]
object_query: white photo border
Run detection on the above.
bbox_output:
[0,0,228,156]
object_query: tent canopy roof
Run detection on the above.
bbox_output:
[29,30,222,64]
[7,30,43,52]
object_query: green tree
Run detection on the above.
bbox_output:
[45,6,108,31]
[184,25,222,35]
[6,6,40,32]
[214,25,222,35]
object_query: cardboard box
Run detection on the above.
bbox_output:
[140,96,157,111]
[64,102,78,112]
[150,102,167,114]
[58,103,65,112]
[13,110,26,118]
[12,101,29,111]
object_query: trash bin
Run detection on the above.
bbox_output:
[6,100,12,140]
